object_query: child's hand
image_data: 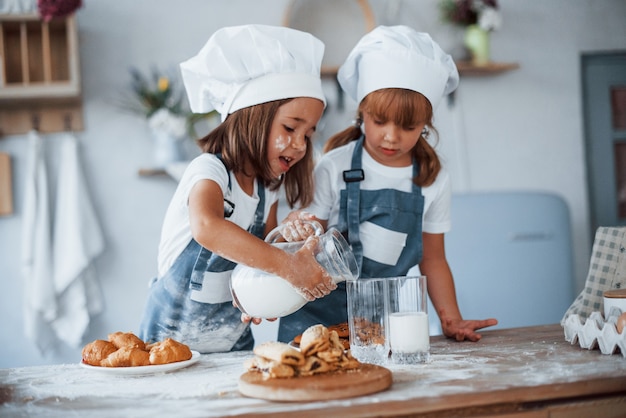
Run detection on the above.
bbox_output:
[441,317,498,342]
[240,314,277,325]
[286,235,337,301]
[281,211,322,242]
[233,299,278,324]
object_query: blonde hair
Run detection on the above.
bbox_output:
[197,99,315,208]
[324,88,441,187]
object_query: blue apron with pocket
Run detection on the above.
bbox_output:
[139,167,266,353]
[278,137,424,342]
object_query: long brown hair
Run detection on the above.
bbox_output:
[324,88,441,187]
[197,99,315,208]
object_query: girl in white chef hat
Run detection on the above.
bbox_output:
[278,25,498,343]
[139,24,336,353]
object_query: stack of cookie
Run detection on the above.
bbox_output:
[294,322,350,349]
[245,324,360,379]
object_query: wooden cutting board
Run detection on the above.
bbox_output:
[238,363,392,402]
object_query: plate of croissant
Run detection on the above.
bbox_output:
[81,332,200,375]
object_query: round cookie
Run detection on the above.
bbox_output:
[328,322,349,338]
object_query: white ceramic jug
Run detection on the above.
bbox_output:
[230,222,358,318]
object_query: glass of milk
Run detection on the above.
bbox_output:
[387,276,429,364]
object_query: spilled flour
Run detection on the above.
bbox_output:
[2,326,626,418]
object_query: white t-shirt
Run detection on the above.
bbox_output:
[307,141,451,234]
[157,153,279,277]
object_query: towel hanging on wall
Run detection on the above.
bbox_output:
[51,133,105,348]
[21,130,58,353]
[21,131,106,353]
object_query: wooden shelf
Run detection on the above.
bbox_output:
[138,168,168,177]
[0,13,81,101]
[0,13,83,135]
[455,61,520,76]
[318,61,519,109]
[321,61,519,79]
[320,66,339,78]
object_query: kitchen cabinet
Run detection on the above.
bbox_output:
[0,13,82,135]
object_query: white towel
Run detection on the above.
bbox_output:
[51,133,105,348]
[21,130,58,353]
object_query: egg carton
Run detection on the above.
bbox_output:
[563,307,626,357]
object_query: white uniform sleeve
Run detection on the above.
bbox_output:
[179,154,229,207]
[422,168,452,234]
[157,154,229,276]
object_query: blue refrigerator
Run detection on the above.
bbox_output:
[425,191,576,335]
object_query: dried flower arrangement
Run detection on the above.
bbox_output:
[438,0,502,32]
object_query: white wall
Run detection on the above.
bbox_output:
[1,0,625,368]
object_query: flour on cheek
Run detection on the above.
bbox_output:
[271,134,293,177]
[274,135,290,152]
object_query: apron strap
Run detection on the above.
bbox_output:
[248,178,266,237]
[216,154,236,218]
[343,138,365,267]
[190,155,266,291]
[342,138,422,269]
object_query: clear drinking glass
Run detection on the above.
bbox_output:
[346,278,389,365]
[387,276,430,364]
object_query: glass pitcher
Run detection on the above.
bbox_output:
[230,221,359,318]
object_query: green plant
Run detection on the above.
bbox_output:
[123,66,217,139]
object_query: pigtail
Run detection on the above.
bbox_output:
[413,128,440,187]
[323,124,362,153]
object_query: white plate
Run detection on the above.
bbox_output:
[80,350,201,375]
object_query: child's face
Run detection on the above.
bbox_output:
[362,111,425,167]
[267,97,324,178]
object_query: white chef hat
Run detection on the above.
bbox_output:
[180,24,326,121]
[337,25,459,110]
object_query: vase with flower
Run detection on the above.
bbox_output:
[439,0,502,66]
[124,67,217,168]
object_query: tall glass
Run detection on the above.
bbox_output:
[346,278,389,365]
[387,276,429,364]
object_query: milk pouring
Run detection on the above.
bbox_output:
[230,223,358,318]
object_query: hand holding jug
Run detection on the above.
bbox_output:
[230,221,359,319]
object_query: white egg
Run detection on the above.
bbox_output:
[616,312,626,334]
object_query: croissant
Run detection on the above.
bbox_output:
[149,338,192,365]
[108,331,146,351]
[101,346,150,367]
[82,339,117,366]
[82,333,192,367]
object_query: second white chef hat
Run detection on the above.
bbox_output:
[337,25,459,110]
[180,24,326,121]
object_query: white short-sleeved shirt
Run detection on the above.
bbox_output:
[157,153,279,277]
[307,141,451,234]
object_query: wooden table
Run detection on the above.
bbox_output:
[1,324,625,417]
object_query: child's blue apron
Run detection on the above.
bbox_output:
[139,172,266,353]
[278,137,424,342]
